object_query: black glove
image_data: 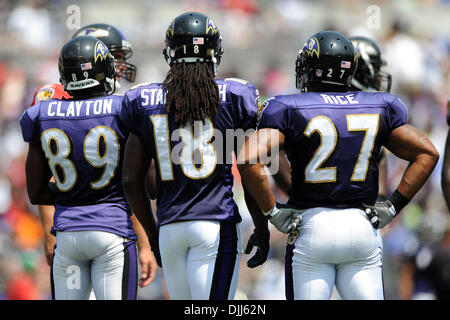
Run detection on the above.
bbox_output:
[245,229,270,268]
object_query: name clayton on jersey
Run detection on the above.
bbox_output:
[46,99,114,117]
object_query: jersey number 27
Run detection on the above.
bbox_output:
[304,114,379,183]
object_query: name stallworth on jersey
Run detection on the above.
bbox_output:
[138,85,228,106]
[44,98,114,117]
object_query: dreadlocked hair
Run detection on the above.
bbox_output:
[163,62,219,127]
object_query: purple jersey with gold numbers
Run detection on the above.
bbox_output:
[20,94,136,240]
[258,91,408,209]
[120,78,259,226]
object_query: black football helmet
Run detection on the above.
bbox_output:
[350,36,392,92]
[72,23,137,82]
[58,35,115,98]
[295,31,358,92]
[163,12,224,74]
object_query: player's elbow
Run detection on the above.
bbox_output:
[419,144,440,173]
[427,145,440,168]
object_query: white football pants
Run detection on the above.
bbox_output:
[51,231,138,300]
[159,220,241,300]
[285,207,384,300]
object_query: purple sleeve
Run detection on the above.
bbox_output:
[384,94,408,130]
[19,104,40,145]
[257,97,290,135]
[229,82,259,130]
[120,91,137,133]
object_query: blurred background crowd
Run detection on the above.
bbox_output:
[0,0,449,300]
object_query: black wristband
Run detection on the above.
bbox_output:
[389,189,410,213]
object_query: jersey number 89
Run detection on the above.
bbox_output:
[40,126,119,192]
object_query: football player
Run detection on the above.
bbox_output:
[267,36,392,203]
[20,36,159,299]
[237,31,439,299]
[72,23,137,91]
[30,24,156,292]
[121,12,298,300]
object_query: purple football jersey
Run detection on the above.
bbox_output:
[258,91,408,209]
[20,95,136,240]
[120,78,259,226]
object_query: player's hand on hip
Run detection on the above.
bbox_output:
[245,229,270,268]
[264,202,302,234]
[363,200,397,229]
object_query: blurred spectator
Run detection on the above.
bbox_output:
[383,20,425,94]
[6,0,52,52]
[4,272,39,300]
